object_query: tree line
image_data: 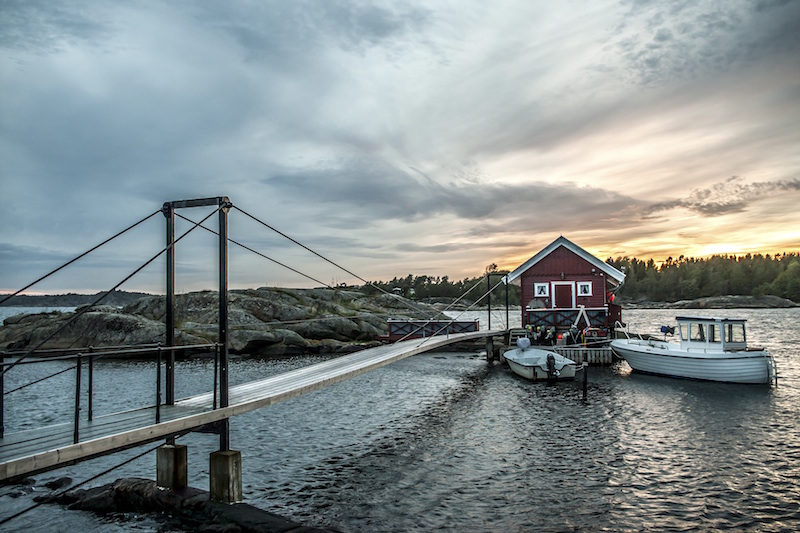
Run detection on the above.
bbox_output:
[363,269,521,305]
[606,252,800,303]
[364,253,800,304]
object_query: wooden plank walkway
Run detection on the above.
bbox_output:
[0,329,506,481]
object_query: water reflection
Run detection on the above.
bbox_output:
[1,309,799,531]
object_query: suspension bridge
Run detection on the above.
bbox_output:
[0,197,510,506]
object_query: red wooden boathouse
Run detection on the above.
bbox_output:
[504,236,625,336]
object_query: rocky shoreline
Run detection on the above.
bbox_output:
[32,477,336,532]
[2,290,796,356]
[619,294,798,309]
[0,287,452,356]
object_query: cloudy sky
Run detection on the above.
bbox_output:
[2,0,799,294]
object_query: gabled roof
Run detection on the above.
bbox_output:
[504,236,625,285]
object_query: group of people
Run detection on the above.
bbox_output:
[524,324,584,345]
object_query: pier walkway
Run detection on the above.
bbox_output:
[0,329,506,482]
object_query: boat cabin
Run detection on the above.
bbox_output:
[676,316,749,352]
[504,236,625,336]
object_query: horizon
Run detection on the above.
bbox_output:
[3,247,799,298]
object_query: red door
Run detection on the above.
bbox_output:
[554,284,573,308]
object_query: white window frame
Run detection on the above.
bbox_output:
[577,281,592,297]
[534,283,549,297]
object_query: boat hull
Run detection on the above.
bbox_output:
[610,339,773,384]
[503,348,578,382]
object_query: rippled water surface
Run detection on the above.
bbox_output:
[1,308,799,531]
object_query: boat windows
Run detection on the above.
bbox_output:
[679,323,689,341]
[726,323,746,343]
[691,323,706,342]
[708,324,720,343]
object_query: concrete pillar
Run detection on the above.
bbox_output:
[210,450,242,503]
[156,444,188,490]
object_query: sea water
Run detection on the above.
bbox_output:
[0,307,798,531]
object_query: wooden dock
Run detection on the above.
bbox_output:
[0,329,506,482]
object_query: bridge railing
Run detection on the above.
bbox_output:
[1,343,219,443]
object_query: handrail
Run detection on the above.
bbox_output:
[4,342,221,447]
[1,343,219,367]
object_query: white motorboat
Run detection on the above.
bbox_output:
[503,337,578,382]
[610,316,777,385]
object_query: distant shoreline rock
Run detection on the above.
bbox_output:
[620,294,798,309]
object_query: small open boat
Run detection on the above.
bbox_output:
[503,337,578,382]
[610,316,777,385]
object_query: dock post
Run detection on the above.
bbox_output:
[157,444,188,490]
[209,198,242,504]
[582,362,588,402]
[210,450,242,503]
[485,336,494,362]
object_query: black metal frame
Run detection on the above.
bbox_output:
[162,197,231,450]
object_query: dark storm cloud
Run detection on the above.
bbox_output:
[263,156,640,227]
[646,177,800,216]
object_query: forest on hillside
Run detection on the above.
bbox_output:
[606,252,800,303]
[364,253,800,304]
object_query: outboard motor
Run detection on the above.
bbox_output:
[546,353,560,382]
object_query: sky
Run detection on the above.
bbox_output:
[1,0,799,295]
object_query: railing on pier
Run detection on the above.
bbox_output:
[0,343,221,443]
[383,319,480,341]
[525,307,610,329]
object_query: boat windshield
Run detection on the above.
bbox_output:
[691,323,706,342]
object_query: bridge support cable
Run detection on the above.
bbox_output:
[486,272,510,330]
[174,212,331,289]
[405,276,509,349]
[232,205,446,322]
[1,206,224,378]
[235,204,506,345]
[0,209,162,307]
